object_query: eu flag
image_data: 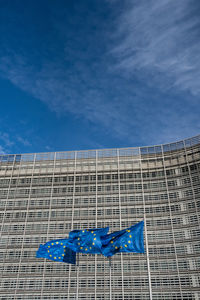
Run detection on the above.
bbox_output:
[36,223,144,262]
[67,227,109,254]
[101,221,144,257]
[36,239,76,264]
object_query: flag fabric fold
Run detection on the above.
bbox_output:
[101,221,144,257]
[67,227,109,254]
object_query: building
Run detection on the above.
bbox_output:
[0,135,200,300]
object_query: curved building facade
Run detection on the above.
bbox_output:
[0,135,200,300]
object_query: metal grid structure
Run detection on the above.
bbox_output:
[0,135,200,300]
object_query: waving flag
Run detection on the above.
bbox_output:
[36,227,109,263]
[67,227,109,254]
[36,239,76,264]
[101,221,144,257]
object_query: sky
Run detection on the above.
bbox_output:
[0,0,200,155]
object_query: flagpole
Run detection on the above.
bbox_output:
[76,253,79,300]
[109,257,112,300]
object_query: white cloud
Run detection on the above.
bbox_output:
[16,136,31,147]
[0,1,199,147]
[0,132,13,154]
[0,50,199,146]
[0,132,31,154]
[0,54,138,142]
[111,0,200,95]
[0,132,14,148]
[0,145,6,155]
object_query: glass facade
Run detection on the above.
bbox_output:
[0,135,200,300]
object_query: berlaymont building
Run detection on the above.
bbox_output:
[0,135,200,300]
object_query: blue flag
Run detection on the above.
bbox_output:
[101,221,144,257]
[36,223,144,263]
[67,227,109,254]
[36,239,76,264]
[36,227,109,264]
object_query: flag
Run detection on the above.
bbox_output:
[36,223,144,262]
[36,227,109,264]
[67,227,109,254]
[36,239,76,265]
[101,221,144,257]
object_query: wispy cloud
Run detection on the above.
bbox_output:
[0,131,31,154]
[16,136,31,147]
[0,132,13,154]
[0,1,199,148]
[0,52,140,143]
[1,46,198,147]
[111,0,200,95]
[0,145,6,155]
[0,132,14,148]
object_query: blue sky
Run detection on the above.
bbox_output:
[0,0,200,154]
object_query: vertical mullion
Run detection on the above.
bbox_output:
[161,146,183,299]
[40,152,56,298]
[67,151,77,299]
[183,141,200,228]
[95,150,98,300]
[139,149,153,300]
[117,149,124,300]
[183,140,200,298]
[14,154,36,299]
[0,156,16,269]
[0,157,15,239]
